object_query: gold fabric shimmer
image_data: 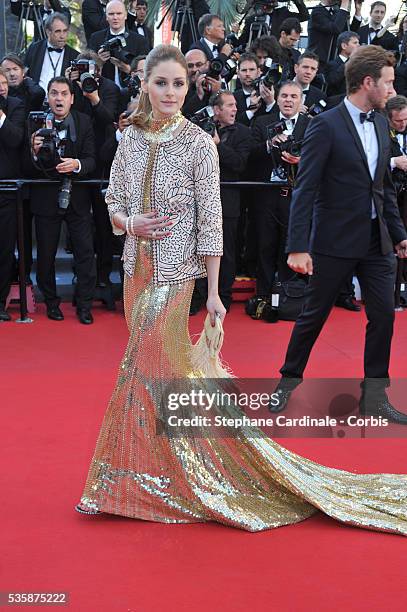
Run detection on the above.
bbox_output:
[78,140,407,536]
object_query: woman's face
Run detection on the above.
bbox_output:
[142,59,188,120]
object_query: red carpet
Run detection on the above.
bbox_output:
[1,301,407,611]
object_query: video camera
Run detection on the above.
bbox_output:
[99,35,128,63]
[28,110,72,212]
[189,106,216,136]
[251,58,282,93]
[70,59,98,94]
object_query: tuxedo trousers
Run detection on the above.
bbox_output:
[280,219,397,379]
[0,196,17,304]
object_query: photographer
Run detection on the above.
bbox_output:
[189,14,233,60]
[66,50,120,291]
[293,51,327,112]
[89,0,149,88]
[1,53,45,115]
[24,77,97,324]
[127,0,154,51]
[326,31,360,98]
[10,0,71,42]
[182,49,221,118]
[352,1,398,50]
[234,52,276,126]
[308,0,362,69]
[24,12,79,93]
[82,0,108,45]
[0,68,25,322]
[239,0,309,46]
[276,18,301,81]
[249,34,281,67]
[249,80,310,296]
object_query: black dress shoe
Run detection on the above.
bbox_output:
[47,305,64,321]
[335,296,361,312]
[360,396,407,425]
[0,306,11,322]
[77,308,93,325]
[269,378,303,413]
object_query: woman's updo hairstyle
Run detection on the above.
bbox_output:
[131,44,188,128]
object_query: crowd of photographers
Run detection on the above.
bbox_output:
[1,0,407,324]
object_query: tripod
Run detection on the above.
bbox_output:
[15,1,46,55]
[157,0,198,47]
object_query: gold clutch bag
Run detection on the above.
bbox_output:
[190,313,233,378]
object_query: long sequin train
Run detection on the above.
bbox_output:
[79,238,407,535]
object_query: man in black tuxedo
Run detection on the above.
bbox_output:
[239,0,309,47]
[276,18,301,81]
[189,14,232,60]
[174,0,209,54]
[24,12,78,93]
[89,0,149,88]
[127,0,154,51]
[10,0,71,42]
[82,0,108,45]
[182,49,221,119]
[352,1,398,50]
[0,68,25,321]
[276,46,407,423]
[326,31,360,97]
[293,51,327,112]
[234,52,276,127]
[250,80,310,294]
[25,77,97,324]
[308,0,362,69]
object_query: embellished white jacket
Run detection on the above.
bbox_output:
[105,120,223,284]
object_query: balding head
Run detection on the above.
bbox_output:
[106,0,127,33]
[185,49,209,82]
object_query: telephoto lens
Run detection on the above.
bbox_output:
[58,177,73,214]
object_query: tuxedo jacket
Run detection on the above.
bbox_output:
[182,84,210,119]
[24,40,79,85]
[81,0,107,44]
[325,56,347,97]
[352,23,398,50]
[234,89,276,127]
[307,6,360,65]
[216,122,253,217]
[303,84,327,109]
[238,2,309,46]
[88,28,149,84]
[250,111,310,182]
[0,96,25,180]
[126,15,154,51]
[24,110,96,216]
[8,77,45,116]
[287,102,407,257]
[189,38,218,60]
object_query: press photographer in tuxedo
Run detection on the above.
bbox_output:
[239,0,309,46]
[1,53,45,115]
[0,68,25,322]
[276,18,301,81]
[250,80,310,296]
[127,0,154,51]
[182,49,221,119]
[352,1,398,50]
[234,53,275,126]
[10,0,71,42]
[24,12,79,93]
[293,51,327,112]
[25,77,97,325]
[189,14,233,60]
[326,31,360,98]
[276,46,407,423]
[89,0,149,89]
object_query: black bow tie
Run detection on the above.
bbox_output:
[328,7,336,15]
[212,44,220,53]
[48,47,63,53]
[360,111,375,124]
[54,120,67,132]
[369,27,380,33]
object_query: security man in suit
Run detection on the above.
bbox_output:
[0,67,25,321]
[24,12,79,94]
[25,77,97,325]
[89,0,149,89]
[276,46,407,423]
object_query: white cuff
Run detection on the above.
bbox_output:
[265,102,275,113]
[116,128,123,143]
[390,158,396,170]
[246,110,254,120]
[73,159,81,173]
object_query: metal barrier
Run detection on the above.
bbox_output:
[0,178,288,322]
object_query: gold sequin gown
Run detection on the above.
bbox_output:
[78,120,407,535]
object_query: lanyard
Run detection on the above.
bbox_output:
[48,50,63,77]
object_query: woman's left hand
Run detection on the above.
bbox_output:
[206,295,226,326]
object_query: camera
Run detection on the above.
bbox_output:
[189,106,216,136]
[70,59,98,94]
[99,35,128,62]
[122,74,141,98]
[307,99,327,117]
[245,295,278,323]
[267,120,302,157]
[251,58,282,93]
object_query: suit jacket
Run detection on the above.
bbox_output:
[24,40,79,85]
[182,84,210,119]
[8,77,46,116]
[307,5,360,66]
[250,111,310,182]
[88,28,149,85]
[126,16,154,51]
[234,89,276,127]
[352,23,398,50]
[325,56,347,97]
[303,84,327,109]
[24,110,96,216]
[287,102,407,257]
[81,0,107,44]
[0,96,25,180]
[217,122,253,217]
[238,2,309,46]
[189,38,218,60]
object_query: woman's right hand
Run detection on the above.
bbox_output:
[126,212,172,239]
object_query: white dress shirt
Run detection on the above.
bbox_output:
[39,47,65,93]
[110,28,126,88]
[203,38,219,58]
[344,97,378,219]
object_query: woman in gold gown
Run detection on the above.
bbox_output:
[75,45,407,535]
